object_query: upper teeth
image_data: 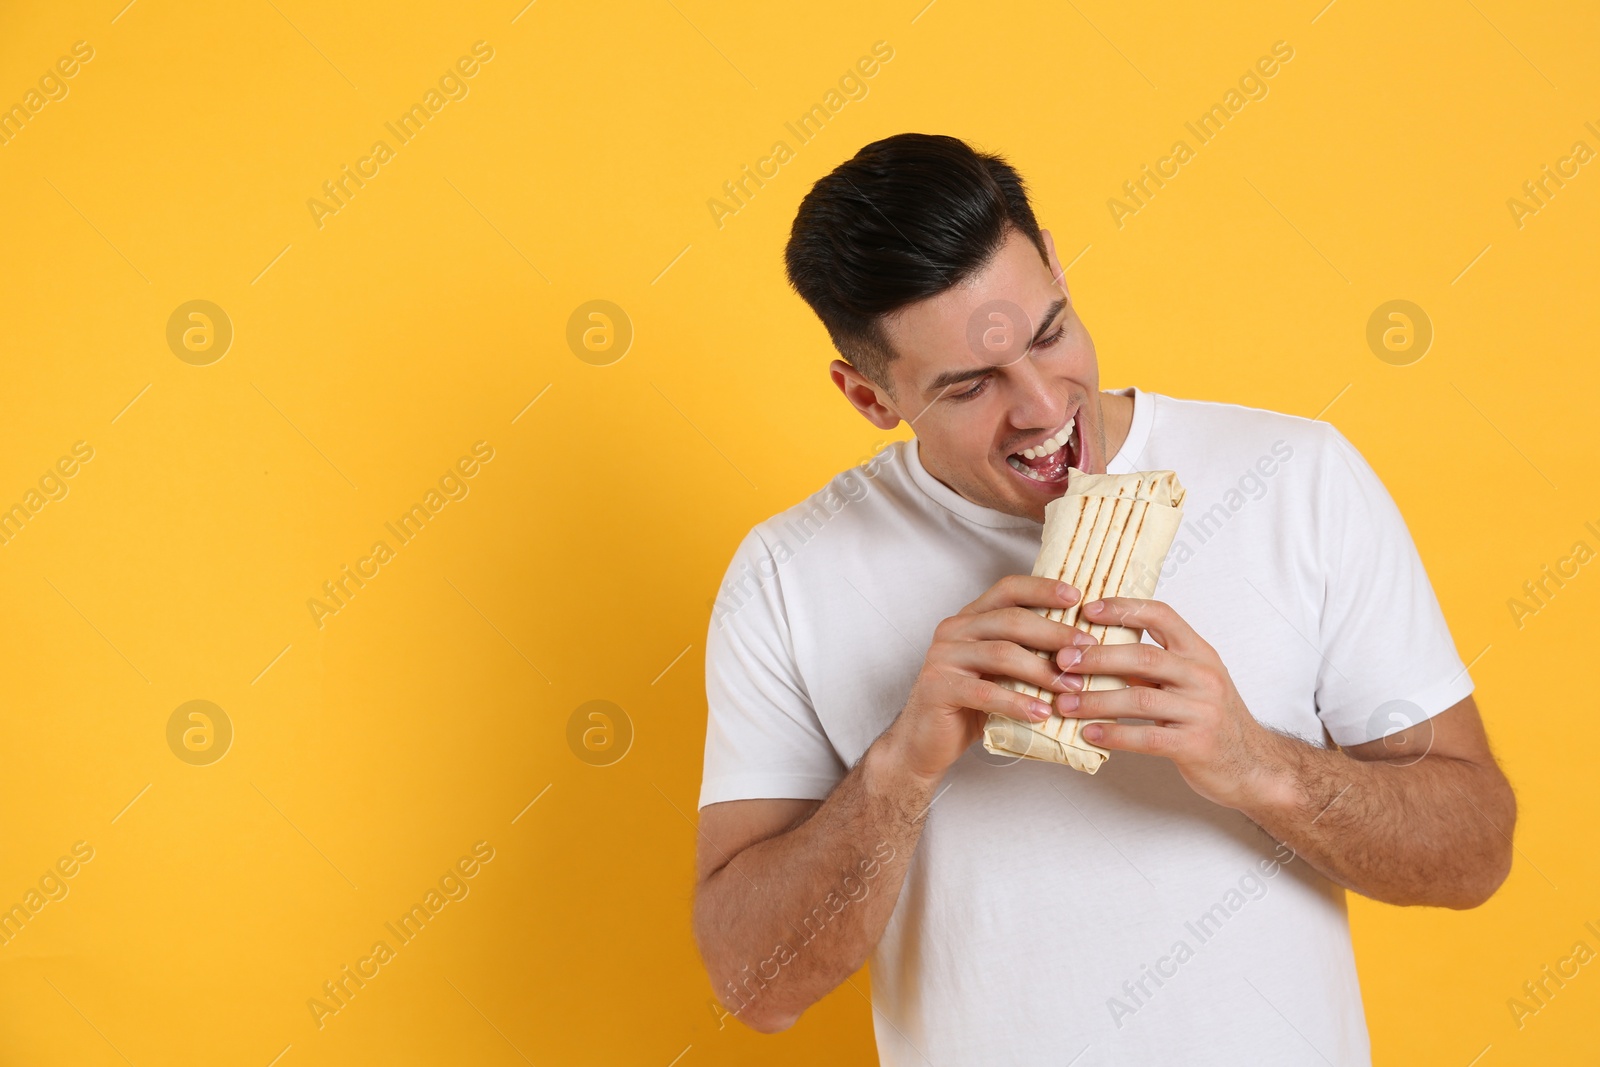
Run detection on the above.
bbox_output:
[1020,417,1075,460]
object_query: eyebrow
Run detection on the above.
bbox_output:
[922,298,1068,396]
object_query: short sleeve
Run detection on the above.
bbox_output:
[1312,426,1475,746]
[698,529,848,809]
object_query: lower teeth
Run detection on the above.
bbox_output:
[1006,455,1054,482]
[1008,426,1076,483]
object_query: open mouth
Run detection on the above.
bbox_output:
[1004,414,1078,485]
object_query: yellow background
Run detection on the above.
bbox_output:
[1,0,1596,1063]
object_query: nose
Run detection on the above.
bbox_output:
[1008,359,1067,432]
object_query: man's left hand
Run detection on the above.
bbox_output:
[1052,597,1291,811]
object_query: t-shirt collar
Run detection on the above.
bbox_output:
[907,386,1151,529]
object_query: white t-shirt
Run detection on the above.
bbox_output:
[699,386,1473,1066]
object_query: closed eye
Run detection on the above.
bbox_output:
[950,376,990,401]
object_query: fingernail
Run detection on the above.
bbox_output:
[1057,582,1077,602]
[1071,630,1098,647]
[1085,600,1103,614]
[1082,724,1102,742]
[1056,693,1079,711]
[1028,700,1052,720]
[1061,674,1084,691]
[1058,647,1083,669]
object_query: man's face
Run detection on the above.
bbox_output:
[832,227,1106,524]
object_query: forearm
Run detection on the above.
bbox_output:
[693,737,935,1032]
[1238,731,1516,908]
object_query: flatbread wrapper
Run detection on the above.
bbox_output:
[982,467,1186,773]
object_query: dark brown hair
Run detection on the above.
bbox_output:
[784,133,1048,390]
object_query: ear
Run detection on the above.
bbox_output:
[1041,228,1070,297]
[829,360,903,431]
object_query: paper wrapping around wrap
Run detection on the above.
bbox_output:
[982,467,1186,773]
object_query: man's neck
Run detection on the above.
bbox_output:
[1097,389,1135,471]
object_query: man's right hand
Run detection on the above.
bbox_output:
[877,576,1097,787]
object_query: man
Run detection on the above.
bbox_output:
[692,133,1514,1065]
